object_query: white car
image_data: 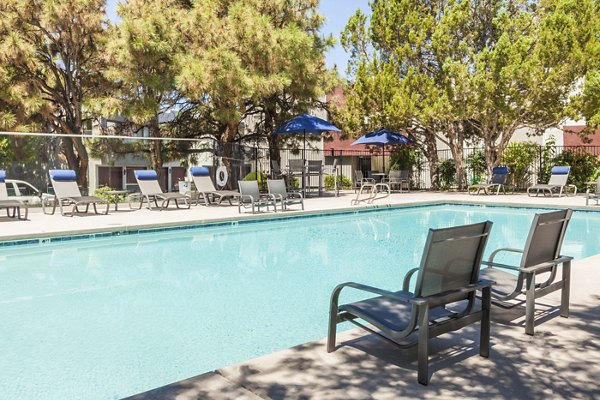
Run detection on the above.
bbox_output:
[5,179,42,205]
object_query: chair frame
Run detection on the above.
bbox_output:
[0,172,28,220]
[468,166,512,195]
[384,170,410,193]
[328,221,494,385]
[237,180,277,213]
[267,179,304,211]
[189,167,240,206]
[133,170,190,210]
[527,166,576,197]
[586,178,600,206]
[44,170,109,217]
[480,209,573,335]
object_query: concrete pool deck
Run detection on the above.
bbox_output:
[3,191,600,399]
[0,190,598,241]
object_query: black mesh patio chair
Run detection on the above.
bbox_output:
[328,221,494,385]
[480,209,573,335]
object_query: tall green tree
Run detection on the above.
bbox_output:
[0,0,109,186]
[99,0,188,182]
[177,0,336,168]
[340,0,596,189]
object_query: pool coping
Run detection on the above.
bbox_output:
[1,198,599,247]
[0,200,600,248]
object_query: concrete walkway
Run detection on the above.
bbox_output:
[4,191,600,399]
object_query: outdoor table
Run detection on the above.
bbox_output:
[371,172,387,183]
[104,190,131,211]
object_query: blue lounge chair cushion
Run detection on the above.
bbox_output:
[0,170,5,182]
[551,166,570,175]
[492,166,509,175]
[134,170,157,180]
[50,169,76,181]
[190,167,210,177]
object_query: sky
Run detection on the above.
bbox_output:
[105,0,371,76]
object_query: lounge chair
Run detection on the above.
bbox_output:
[353,170,374,193]
[237,180,277,213]
[468,166,511,195]
[328,221,494,385]
[133,170,190,210]
[384,170,410,193]
[267,179,304,211]
[189,167,240,206]
[44,170,109,216]
[586,177,600,205]
[527,166,575,197]
[480,209,573,335]
[0,170,28,220]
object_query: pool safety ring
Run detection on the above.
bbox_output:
[216,159,228,188]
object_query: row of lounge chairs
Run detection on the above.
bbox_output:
[468,165,583,197]
[8,167,304,218]
[328,209,573,385]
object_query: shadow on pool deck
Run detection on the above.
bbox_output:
[125,255,600,400]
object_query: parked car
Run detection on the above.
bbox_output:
[5,179,42,205]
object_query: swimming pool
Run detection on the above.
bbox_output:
[1,204,599,399]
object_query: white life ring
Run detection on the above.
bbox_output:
[216,164,228,188]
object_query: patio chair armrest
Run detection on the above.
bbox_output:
[402,267,419,291]
[481,260,520,271]
[260,193,276,202]
[487,247,524,263]
[271,193,284,201]
[331,282,415,304]
[240,194,255,203]
[519,256,573,274]
[421,279,494,307]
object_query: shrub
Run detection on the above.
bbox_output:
[95,186,126,202]
[390,147,419,171]
[466,151,486,184]
[324,174,352,190]
[438,159,456,190]
[501,142,539,189]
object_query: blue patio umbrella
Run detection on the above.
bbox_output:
[273,114,341,194]
[273,113,341,162]
[351,128,413,172]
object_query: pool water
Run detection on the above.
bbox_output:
[0,204,598,399]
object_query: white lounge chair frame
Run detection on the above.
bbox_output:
[0,170,28,220]
[44,170,109,216]
[527,166,576,197]
[133,170,190,210]
[189,167,240,206]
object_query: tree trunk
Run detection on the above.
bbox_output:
[447,122,467,190]
[149,117,164,189]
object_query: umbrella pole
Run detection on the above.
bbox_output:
[303,130,306,195]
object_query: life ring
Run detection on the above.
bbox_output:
[216,164,228,188]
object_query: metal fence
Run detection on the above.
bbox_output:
[3,132,600,194]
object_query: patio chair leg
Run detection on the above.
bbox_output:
[525,272,536,336]
[417,306,430,385]
[480,286,491,358]
[560,261,571,318]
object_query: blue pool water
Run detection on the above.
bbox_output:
[1,204,599,399]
